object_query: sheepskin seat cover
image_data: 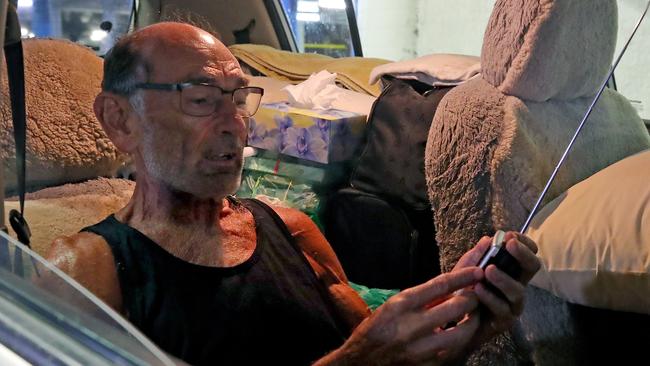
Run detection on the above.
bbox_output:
[481,0,618,101]
[4,178,134,256]
[425,0,650,364]
[1,39,128,193]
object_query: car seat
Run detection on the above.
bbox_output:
[424,0,650,364]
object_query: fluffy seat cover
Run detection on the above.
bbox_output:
[427,79,649,271]
[4,178,134,256]
[1,39,128,193]
[425,0,650,364]
[482,0,618,101]
[426,0,650,277]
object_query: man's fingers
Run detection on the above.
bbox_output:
[407,311,481,363]
[483,265,525,316]
[404,267,483,309]
[420,291,478,331]
[397,291,478,343]
[512,232,538,254]
[454,236,492,269]
[505,238,541,284]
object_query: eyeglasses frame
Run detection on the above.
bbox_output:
[133,82,264,117]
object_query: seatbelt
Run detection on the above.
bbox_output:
[4,3,30,248]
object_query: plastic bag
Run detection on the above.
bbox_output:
[348,282,399,311]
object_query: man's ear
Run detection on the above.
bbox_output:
[94,92,139,153]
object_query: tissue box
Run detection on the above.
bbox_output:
[248,102,366,164]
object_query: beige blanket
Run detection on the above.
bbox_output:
[230,44,389,97]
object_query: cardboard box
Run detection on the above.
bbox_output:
[248,102,366,164]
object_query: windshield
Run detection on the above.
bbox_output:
[0,230,177,365]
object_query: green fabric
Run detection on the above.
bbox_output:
[237,170,320,217]
[349,282,399,311]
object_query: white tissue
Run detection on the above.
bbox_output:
[282,70,376,116]
[243,146,257,158]
[283,70,340,110]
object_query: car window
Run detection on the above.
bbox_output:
[279,0,357,57]
[355,0,648,122]
[0,230,179,365]
[355,0,495,61]
[16,0,133,55]
[614,1,650,120]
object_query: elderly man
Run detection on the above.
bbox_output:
[46,22,540,365]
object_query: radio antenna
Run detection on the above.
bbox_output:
[520,0,650,233]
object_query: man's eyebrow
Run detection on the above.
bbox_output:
[184,76,248,88]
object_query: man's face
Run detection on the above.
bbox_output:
[132,31,247,199]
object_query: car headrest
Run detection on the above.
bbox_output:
[481,0,617,101]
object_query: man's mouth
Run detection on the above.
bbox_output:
[205,152,238,161]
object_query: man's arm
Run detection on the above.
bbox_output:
[271,205,371,330]
[271,206,542,365]
[44,232,123,312]
[272,206,481,364]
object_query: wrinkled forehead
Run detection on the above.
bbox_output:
[139,33,245,88]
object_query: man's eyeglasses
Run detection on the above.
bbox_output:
[134,82,264,117]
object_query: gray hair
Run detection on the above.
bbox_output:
[101,33,150,95]
[101,33,152,114]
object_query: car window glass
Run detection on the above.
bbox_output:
[279,0,356,57]
[355,0,648,122]
[615,0,650,120]
[0,230,178,365]
[16,0,133,55]
[355,0,495,61]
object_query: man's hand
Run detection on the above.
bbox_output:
[454,232,541,344]
[315,267,484,365]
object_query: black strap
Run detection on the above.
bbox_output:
[4,4,31,247]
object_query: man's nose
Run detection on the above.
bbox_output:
[211,101,246,136]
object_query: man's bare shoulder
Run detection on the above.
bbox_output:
[46,232,123,311]
[269,205,347,278]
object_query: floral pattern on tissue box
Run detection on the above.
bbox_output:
[248,102,366,164]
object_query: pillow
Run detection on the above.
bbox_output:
[526,149,650,314]
[368,53,480,87]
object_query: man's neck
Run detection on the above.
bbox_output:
[117,177,232,230]
[115,178,256,267]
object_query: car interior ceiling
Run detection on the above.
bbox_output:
[137,0,285,49]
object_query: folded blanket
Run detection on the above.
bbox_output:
[369,53,481,87]
[247,76,292,104]
[230,44,390,96]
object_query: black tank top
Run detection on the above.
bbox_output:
[82,198,348,366]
